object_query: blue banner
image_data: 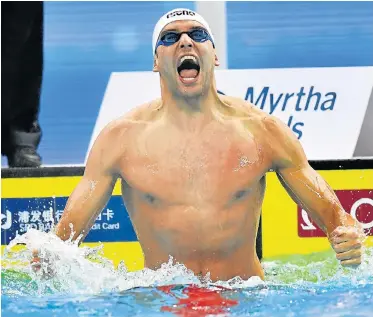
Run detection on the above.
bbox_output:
[1,196,137,245]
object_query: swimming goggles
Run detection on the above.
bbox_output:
[155,28,215,53]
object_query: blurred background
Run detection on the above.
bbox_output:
[2,1,373,167]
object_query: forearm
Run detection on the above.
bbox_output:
[55,208,97,243]
[266,113,364,261]
[305,194,357,235]
[277,165,358,235]
[54,177,115,243]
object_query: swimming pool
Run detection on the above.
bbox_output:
[2,230,373,317]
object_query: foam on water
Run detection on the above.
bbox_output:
[2,228,372,299]
[2,229,373,317]
[3,229,266,296]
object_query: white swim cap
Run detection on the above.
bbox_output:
[152,8,215,55]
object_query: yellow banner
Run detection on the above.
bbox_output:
[262,169,373,259]
[2,168,372,269]
[1,176,144,270]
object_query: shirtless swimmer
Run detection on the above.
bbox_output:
[32,9,365,281]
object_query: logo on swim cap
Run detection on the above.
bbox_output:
[166,9,196,19]
[152,8,215,55]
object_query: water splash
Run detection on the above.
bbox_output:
[2,228,373,300]
[263,246,373,289]
[2,229,264,298]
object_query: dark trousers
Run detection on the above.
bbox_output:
[1,1,43,156]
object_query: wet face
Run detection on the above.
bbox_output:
[153,20,219,99]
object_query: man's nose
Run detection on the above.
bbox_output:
[178,33,193,49]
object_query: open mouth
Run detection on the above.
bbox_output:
[177,56,200,84]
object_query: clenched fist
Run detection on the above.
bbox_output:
[329,225,366,267]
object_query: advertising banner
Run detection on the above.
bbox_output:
[1,176,143,270]
[2,162,372,265]
[298,189,373,238]
[89,67,373,161]
[262,168,373,258]
[1,196,137,245]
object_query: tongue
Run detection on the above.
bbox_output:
[179,69,198,78]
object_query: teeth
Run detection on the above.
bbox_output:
[180,55,197,65]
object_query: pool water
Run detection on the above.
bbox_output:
[2,229,373,317]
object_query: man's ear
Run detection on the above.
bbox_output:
[153,54,159,72]
[214,54,220,67]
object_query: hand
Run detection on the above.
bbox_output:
[329,225,366,267]
[30,249,55,279]
[30,249,42,272]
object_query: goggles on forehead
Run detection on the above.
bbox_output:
[154,28,215,53]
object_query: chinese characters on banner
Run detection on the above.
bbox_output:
[1,196,137,244]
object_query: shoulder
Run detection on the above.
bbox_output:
[92,99,162,152]
[122,98,163,122]
[87,99,162,172]
[220,95,291,131]
[218,94,270,126]
[259,113,308,170]
[99,99,163,137]
[219,94,307,168]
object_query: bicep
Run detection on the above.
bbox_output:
[268,116,344,233]
[269,116,332,208]
[56,127,118,240]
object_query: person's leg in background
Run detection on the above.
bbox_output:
[1,1,43,168]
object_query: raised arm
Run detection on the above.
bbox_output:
[54,123,121,243]
[264,116,365,266]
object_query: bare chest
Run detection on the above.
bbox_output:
[122,124,268,202]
